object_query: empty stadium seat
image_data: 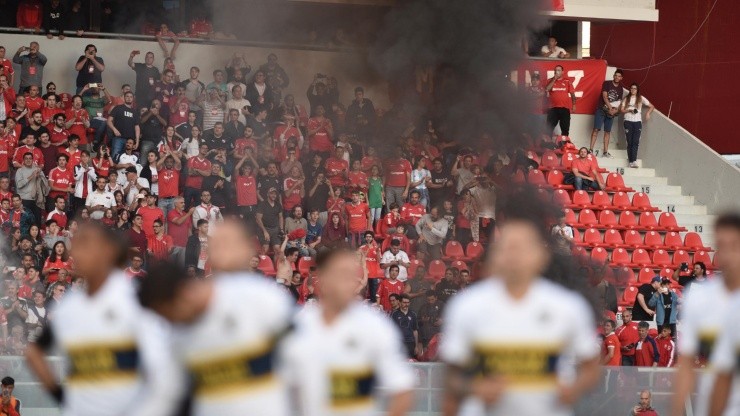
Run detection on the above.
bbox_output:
[632,249,652,268]
[619,211,638,229]
[611,248,631,267]
[572,245,588,259]
[577,209,599,229]
[623,230,645,249]
[571,191,592,209]
[614,267,636,287]
[643,231,665,250]
[658,212,687,232]
[659,268,675,281]
[582,228,602,247]
[442,241,465,261]
[553,189,571,207]
[408,259,424,278]
[684,232,711,251]
[651,249,672,268]
[638,267,657,284]
[603,229,625,248]
[639,212,660,231]
[591,247,608,264]
[591,191,612,210]
[598,210,619,229]
[606,173,634,192]
[631,192,659,212]
[564,209,577,225]
[620,286,638,306]
[427,260,447,282]
[527,169,547,187]
[672,250,691,267]
[663,232,684,251]
[693,250,712,266]
[572,228,583,245]
[540,151,561,170]
[561,153,574,170]
[611,192,631,211]
[257,255,277,277]
[547,170,573,190]
[450,260,469,272]
[298,256,316,276]
[465,242,484,260]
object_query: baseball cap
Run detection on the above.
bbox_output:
[650,276,661,283]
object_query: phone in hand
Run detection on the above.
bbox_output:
[89,83,98,88]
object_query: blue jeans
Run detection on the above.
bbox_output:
[158,197,176,221]
[593,107,615,132]
[624,121,643,163]
[111,136,127,160]
[368,278,380,303]
[90,119,107,148]
[574,176,600,191]
[371,207,382,222]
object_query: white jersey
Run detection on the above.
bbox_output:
[281,303,414,416]
[702,278,740,416]
[440,278,599,416]
[46,271,181,416]
[172,273,293,416]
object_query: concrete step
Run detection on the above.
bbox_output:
[668,205,708,215]
[622,176,668,186]
[621,168,657,177]
[646,195,695,206]
[623,184,683,196]
[674,214,716,227]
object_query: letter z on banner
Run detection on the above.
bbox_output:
[511,60,608,115]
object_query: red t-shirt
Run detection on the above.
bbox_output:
[456,201,471,229]
[233,138,258,159]
[147,234,173,260]
[46,210,67,229]
[283,177,303,211]
[48,167,74,198]
[61,148,81,168]
[49,128,70,146]
[571,157,594,177]
[377,212,400,238]
[92,156,111,177]
[169,100,190,126]
[656,337,675,367]
[137,206,164,236]
[307,117,333,152]
[361,156,381,174]
[616,321,639,357]
[167,209,192,247]
[347,171,368,192]
[325,157,348,187]
[378,279,405,312]
[0,59,14,79]
[26,96,44,114]
[186,157,211,189]
[13,145,44,168]
[602,332,622,366]
[158,168,180,198]
[401,203,425,226]
[65,108,89,144]
[235,174,257,207]
[359,242,382,278]
[0,140,9,173]
[345,202,370,233]
[385,158,412,188]
[326,197,345,218]
[58,93,73,110]
[41,107,63,126]
[43,257,74,283]
[548,77,575,109]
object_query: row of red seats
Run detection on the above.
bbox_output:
[564,209,687,232]
[620,284,684,306]
[575,246,714,269]
[574,229,710,252]
[533,169,635,193]
[558,190,658,212]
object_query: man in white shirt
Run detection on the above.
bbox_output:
[192,190,223,235]
[380,240,411,282]
[85,176,114,220]
[540,36,570,58]
[122,166,150,206]
[113,138,140,186]
[72,150,97,213]
[225,85,251,125]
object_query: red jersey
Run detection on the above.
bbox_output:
[65,108,89,143]
[92,156,111,177]
[385,158,412,188]
[186,157,211,189]
[13,145,44,168]
[0,59,14,79]
[359,242,382,278]
[307,117,333,152]
[602,332,622,366]
[377,211,400,238]
[0,191,13,203]
[147,234,173,260]
[456,200,471,229]
[326,196,345,218]
[634,336,659,367]
[169,99,190,126]
[124,267,147,280]
[548,77,575,109]
[378,279,405,312]
[283,177,303,211]
[325,157,348,187]
[0,209,9,225]
[347,171,368,193]
[656,337,675,367]
[235,174,257,207]
[49,128,69,146]
[233,137,258,159]
[361,156,382,174]
[274,125,302,147]
[46,210,67,229]
[17,0,42,28]
[41,107,63,126]
[571,157,594,177]
[57,93,72,110]
[345,202,370,233]
[401,202,425,226]
[26,96,44,113]
[616,321,640,357]
[43,257,73,283]
[0,140,9,173]
[381,234,410,254]
[158,168,180,198]
[48,167,74,198]
[167,209,192,247]
[137,206,164,236]
[61,148,81,168]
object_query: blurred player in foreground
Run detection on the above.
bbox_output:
[25,222,181,416]
[672,212,740,416]
[138,219,294,416]
[281,247,415,416]
[700,213,740,416]
[440,194,600,416]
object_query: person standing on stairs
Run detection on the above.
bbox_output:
[621,83,655,169]
[590,69,627,158]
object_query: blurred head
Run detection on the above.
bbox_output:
[71,222,128,283]
[715,212,740,280]
[639,390,652,410]
[208,220,255,272]
[603,319,615,334]
[316,248,363,309]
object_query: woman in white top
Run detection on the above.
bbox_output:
[620,83,655,168]
[178,125,202,159]
[410,158,431,209]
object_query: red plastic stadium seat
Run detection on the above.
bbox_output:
[611,248,631,267]
[658,213,687,232]
[659,268,675,282]
[442,241,465,261]
[257,255,277,277]
[553,189,571,207]
[591,247,609,264]
[582,228,602,247]
[684,232,711,251]
[611,192,631,211]
[512,170,526,183]
[564,209,577,225]
[651,249,672,268]
[578,209,599,229]
[561,152,575,171]
[623,230,645,249]
[638,267,656,284]
[526,150,541,165]
[572,228,584,246]
[619,211,638,230]
[408,259,424,278]
[450,260,469,272]
[693,250,712,266]
[547,170,573,190]
[614,267,636,287]
[540,151,561,171]
[620,286,638,306]
[672,250,691,267]
[298,256,316,276]
[572,245,588,259]
[427,260,447,281]
[632,193,659,212]
[527,169,547,187]
[606,173,634,192]
[591,191,613,210]
[603,229,625,248]
[632,249,652,267]
[599,210,619,229]
[639,212,660,231]
[663,232,684,251]
[643,231,665,250]
[571,191,592,209]
[465,242,484,261]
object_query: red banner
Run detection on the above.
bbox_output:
[513,59,607,115]
[552,0,565,12]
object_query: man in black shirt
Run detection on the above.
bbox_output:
[224,109,245,142]
[632,276,661,322]
[306,172,329,215]
[127,50,160,109]
[418,290,442,348]
[257,162,282,202]
[202,122,232,152]
[390,294,420,358]
[245,106,269,142]
[42,0,66,39]
[435,267,461,305]
[138,99,166,165]
[74,44,105,94]
[255,187,283,253]
[427,158,453,206]
[107,91,140,159]
[175,110,197,140]
[20,110,49,140]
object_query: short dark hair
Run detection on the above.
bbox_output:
[354,87,364,94]
[389,264,400,272]
[315,246,357,270]
[694,262,707,275]
[1,377,14,386]
[138,260,189,309]
[196,219,208,227]
[604,319,616,328]
[715,212,740,234]
[614,69,624,76]
[638,321,650,330]
[285,247,299,258]
[661,324,672,333]
[389,293,400,301]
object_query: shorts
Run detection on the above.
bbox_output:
[593,107,615,132]
[259,226,281,247]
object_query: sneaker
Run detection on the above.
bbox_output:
[593,149,599,157]
[602,152,613,158]
[588,148,593,154]
[629,162,639,168]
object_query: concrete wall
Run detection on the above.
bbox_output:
[1,33,390,109]
[546,0,658,22]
